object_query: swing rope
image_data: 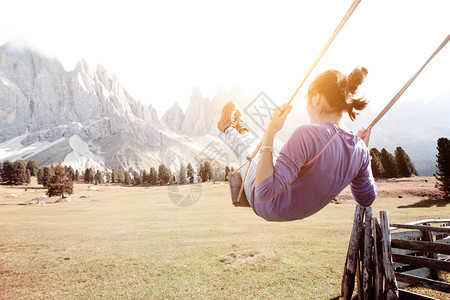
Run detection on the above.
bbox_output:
[369,34,450,128]
[233,33,450,205]
[231,0,363,203]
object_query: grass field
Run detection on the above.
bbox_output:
[0,177,448,299]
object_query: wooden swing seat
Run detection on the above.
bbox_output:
[228,171,250,207]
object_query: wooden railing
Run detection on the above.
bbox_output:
[341,205,449,299]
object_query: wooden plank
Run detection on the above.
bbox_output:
[380,211,399,299]
[402,268,432,281]
[397,267,432,289]
[363,207,373,300]
[373,217,384,299]
[392,253,450,272]
[395,272,450,293]
[391,230,424,240]
[399,289,438,300]
[392,248,421,256]
[393,255,434,272]
[391,239,450,255]
[341,205,365,300]
[390,223,450,234]
[403,219,450,226]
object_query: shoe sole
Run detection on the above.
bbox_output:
[218,101,236,132]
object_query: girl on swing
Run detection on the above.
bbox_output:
[217,67,376,221]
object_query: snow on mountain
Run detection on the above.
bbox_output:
[0,43,240,173]
[0,42,448,176]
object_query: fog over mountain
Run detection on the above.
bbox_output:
[0,43,246,174]
[347,93,450,175]
[0,43,448,176]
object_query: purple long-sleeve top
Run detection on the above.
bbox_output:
[250,122,376,222]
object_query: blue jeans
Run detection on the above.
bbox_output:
[225,127,260,201]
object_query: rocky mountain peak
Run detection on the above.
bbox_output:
[160,102,185,132]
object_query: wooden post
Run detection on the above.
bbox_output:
[363,207,373,300]
[341,205,365,299]
[372,217,384,299]
[423,223,438,279]
[356,253,363,300]
[380,211,399,300]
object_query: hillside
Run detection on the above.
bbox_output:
[1,43,448,175]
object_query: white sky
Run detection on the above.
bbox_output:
[0,0,449,116]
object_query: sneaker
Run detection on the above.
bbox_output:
[217,101,236,133]
[234,109,249,134]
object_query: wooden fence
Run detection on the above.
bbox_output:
[341,205,449,299]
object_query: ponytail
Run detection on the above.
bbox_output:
[307,66,369,121]
[346,66,368,121]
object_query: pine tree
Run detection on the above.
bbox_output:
[84,168,91,183]
[37,168,44,184]
[47,161,73,198]
[142,170,148,184]
[370,148,384,179]
[124,172,131,185]
[395,146,418,177]
[1,160,14,184]
[133,171,141,185]
[117,171,124,183]
[12,161,27,185]
[26,160,39,176]
[158,164,171,185]
[187,163,195,184]
[49,167,55,180]
[197,163,204,182]
[65,166,75,181]
[204,161,213,182]
[149,167,158,185]
[179,164,187,184]
[88,168,94,183]
[225,166,230,181]
[26,169,31,184]
[380,148,397,178]
[95,170,104,185]
[42,167,53,187]
[434,137,450,198]
[74,170,80,182]
[169,175,177,185]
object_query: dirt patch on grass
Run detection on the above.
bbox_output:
[220,248,277,267]
[335,177,441,201]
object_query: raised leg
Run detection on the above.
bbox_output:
[224,128,260,201]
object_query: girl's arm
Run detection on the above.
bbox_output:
[255,103,292,186]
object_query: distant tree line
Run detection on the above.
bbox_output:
[370,147,418,179]
[1,158,232,189]
[77,161,221,186]
[0,159,37,185]
[0,159,73,197]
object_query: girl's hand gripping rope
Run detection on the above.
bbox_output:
[357,126,372,147]
[267,103,293,134]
